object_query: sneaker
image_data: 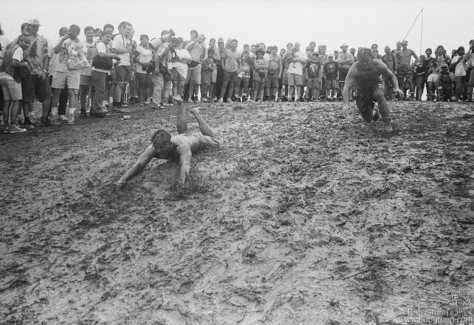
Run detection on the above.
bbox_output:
[143,101,150,106]
[172,94,182,102]
[47,114,61,126]
[2,124,9,133]
[113,106,127,113]
[218,98,223,103]
[24,118,35,129]
[8,125,27,133]
[372,110,380,122]
[58,115,68,121]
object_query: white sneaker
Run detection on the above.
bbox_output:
[218,98,223,103]
[59,115,68,121]
[172,94,182,102]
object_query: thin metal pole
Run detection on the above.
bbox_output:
[420,8,423,54]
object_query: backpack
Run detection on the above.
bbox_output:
[92,41,113,70]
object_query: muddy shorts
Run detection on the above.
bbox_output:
[0,78,22,101]
[356,80,384,122]
[397,65,413,78]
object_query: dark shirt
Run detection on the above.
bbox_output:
[324,61,339,79]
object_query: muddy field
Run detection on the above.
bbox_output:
[1,100,474,325]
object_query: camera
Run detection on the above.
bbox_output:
[67,32,76,40]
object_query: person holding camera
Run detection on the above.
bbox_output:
[111,22,134,112]
[51,24,84,124]
[134,34,153,106]
[90,31,121,117]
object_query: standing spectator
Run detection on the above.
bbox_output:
[251,49,267,102]
[111,22,133,112]
[218,39,240,103]
[287,42,307,102]
[337,43,354,99]
[434,45,451,66]
[48,27,70,120]
[151,36,177,108]
[51,24,84,125]
[382,46,397,100]
[0,22,10,121]
[413,55,426,101]
[451,46,466,100]
[305,52,321,101]
[90,31,120,117]
[324,54,339,101]
[79,26,96,118]
[135,34,154,106]
[20,23,30,36]
[21,19,52,126]
[371,44,383,60]
[239,51,251,100]
[0,35,31,133]
[462,40,474,102]
[93,28,102,40]
[214,39,225,101]
[171,37,191,101]
[265,46,282,101]
[208,38,218,100]
[200,51,214,101]
[281,43,293,101]
[185,34,206,103]
[350,48,357,62]
[396,40,418,100]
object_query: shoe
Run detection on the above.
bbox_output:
[143,101,150,106]
[8,124,27,133]
[91,108,107,117]
[150,103,160,109]
[172,94,182,102]
[24,118,35,129]
[299,96,305,102]
[67,108,77,125]
[218,98,223,103]
[48,114,61,126]
[113,106,127,113]
[2,124,9,133]
[58,115,68,121]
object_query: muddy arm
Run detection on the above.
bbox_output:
[117,145,156,186]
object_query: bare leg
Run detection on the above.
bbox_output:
[3,100,11,124]
[190,107,214,138]
[175,98,187,134]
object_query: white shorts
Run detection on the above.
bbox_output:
[427,73,439,83]
[52,70,81,90]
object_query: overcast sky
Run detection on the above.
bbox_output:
[1,0,472,55]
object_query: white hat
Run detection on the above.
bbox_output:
[28,19,41,26]
[340,43,349,48]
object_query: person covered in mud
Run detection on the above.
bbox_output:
[341,48,404,133]
[116,98,219,187]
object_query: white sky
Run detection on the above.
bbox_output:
[1,0,473,55]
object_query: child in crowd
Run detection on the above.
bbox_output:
[323,54,339,101]
[135,34,154,106]
[239,51,251,100]
[451,46,466,100]
[251,49,267,102]
[79,26,97,117]
[305,52,321,101]
[200,50,214,101]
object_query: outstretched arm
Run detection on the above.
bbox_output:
[342,67,356,114]
[117,145,156,186]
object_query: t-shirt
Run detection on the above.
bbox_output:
[81,40,97,76]
[92,41,112,74]
[306,60,321,79]
[135,45,153,74]
[222,49,240,72]
[0,35,11,67]
[287,50,307,75]
[55,38,85,73]
[22,34,49,74]
[451,55,466,77]
[186,42,206,63]
[323,61,339,79]
[112,34,131,66]
[0,46,23,81]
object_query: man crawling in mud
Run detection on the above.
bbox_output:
[116,98,219,187]
[342,47,404,132]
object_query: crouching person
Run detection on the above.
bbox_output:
[436,63,456,102]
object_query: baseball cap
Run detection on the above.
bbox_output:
[340,43,349,48]
[28,19,41,26]
[440,63,448,68]
[402,40,408,44]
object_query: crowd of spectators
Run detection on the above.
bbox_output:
[0,19,472,134]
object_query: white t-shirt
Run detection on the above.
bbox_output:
[112,34,131,66]
[81,40,97,76]
[0,35,11,67]
[0,46,23,80]
[92,41,111,74]
[135,45,153,74]
[287,50,307,75]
